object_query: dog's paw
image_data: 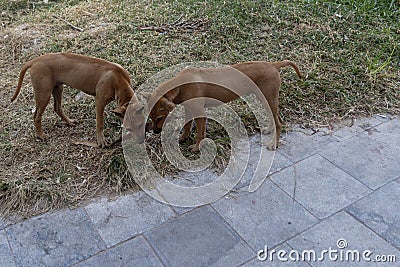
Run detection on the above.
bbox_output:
[97,135,108,148]
[267,140,277,151]
[36,133,48,141]
[261,126,273,135]
[68,119,78,126]
[98,141,109,148]
[190,144,200,153]
[179,136,188,144]
[179,132,190,143]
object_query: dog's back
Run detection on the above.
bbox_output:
[11,53,131,101]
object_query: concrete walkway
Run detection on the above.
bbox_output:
[1,115,399,266]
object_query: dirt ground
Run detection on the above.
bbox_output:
[0,0,398,218]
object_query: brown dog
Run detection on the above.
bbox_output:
[146,61,301,151]
[11,53,145,147]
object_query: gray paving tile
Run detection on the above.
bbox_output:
[212,180,318,250]
[171,135,292,214]
[0,230,16,267]
[279,129,338,162]
[167,169,218,187]
[271,154,371,219]
[234,150,293,191]
[0,218,8,231]
[363,118,400,149]
[346,182,400,250]
[165,169,219,216]
[242,243,310,266]
[75,235,163,267]
[171,205,195,215]
[85,191,175,247]
[372,113,396,122]
[0,216,21,231]
[248,134,293,175]
[145,206,254,267]
[270,151,293,174]
[5,208,105,267]
[330,115,389,141]
[287,212,399,267]
[320,134,400,189]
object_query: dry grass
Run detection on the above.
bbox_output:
[0,0,399,218]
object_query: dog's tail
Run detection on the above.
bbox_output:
[11,60,34,102]
[272,60,302,79]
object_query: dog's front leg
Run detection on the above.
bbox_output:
[95,97,110,148]
[192,117,206,152]
[53,84,77,126]
[179,107,193,143]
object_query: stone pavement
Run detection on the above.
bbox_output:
[1,114,399,266]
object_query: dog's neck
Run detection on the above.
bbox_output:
[164,87,180,104]
[115,86,135,107]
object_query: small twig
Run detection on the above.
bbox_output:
[52,15,84,32]
[170,15,184,26]
[72,137,121,148]
[81,10,96,16]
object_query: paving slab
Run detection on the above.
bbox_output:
[234,149,293,191]
[269,151,293,174]
[329,114,391,141]
[247,134,293,175]
[287,211,400,267]
[5,208,105,267]
[75,235,163,267]
[0,218,8,231]
[363,117,400,149]
[212,180,318,250]
[85,191,175,247]
[171,135,292,215]
[145,206,254,267]
[346,182,400,250]
[279,129,338,162]
[242,243,311,266]
[320,133,400,189]
[0,230,15,267]
[271,154,371,219]
[168,134,291,191]
[167,169,218,187]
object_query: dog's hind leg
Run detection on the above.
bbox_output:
[33,91,51,141]
[192,117,206,152]
[31,69,53,141]
[52,84,77,126]
[268,103,281,150]
[259,88,281,150]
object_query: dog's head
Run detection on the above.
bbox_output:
[147,95,176,134]
[112,103,147,143]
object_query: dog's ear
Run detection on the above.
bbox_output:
[145,120,153,132]
[112,106,126,118]
[160,97,175,111]
[165,88,179,101]
[133,104,145,115]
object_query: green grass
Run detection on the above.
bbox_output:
[39,0,399,118]
[0,0,398,217]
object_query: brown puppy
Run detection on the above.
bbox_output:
[146,61,301,151]
[11,53,145,147]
